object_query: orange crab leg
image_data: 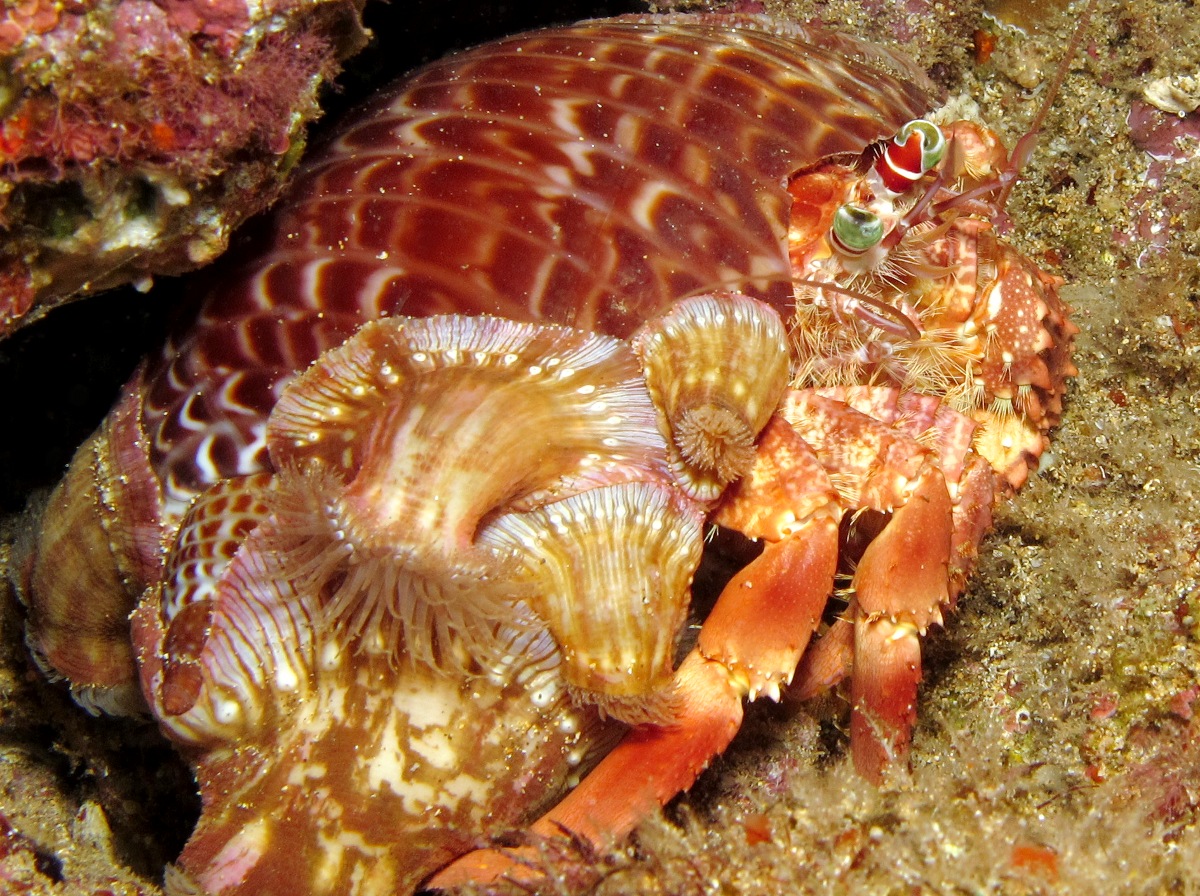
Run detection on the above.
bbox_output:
[700,415,842,698]
[852,461,952,627]
[789,616,855,702]
[429,416,844,889]
[846,460,953,782]
[426,649,743,889]
[696,530,838,699]
[850,616,922,782]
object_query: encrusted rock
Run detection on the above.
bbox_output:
[0,0,367,334]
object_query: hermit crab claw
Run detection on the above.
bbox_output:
[632,293,791,503]
[263,314,671,671]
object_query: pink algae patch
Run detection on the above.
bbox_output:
[153,0,250,41]
[1127,98,1200,163]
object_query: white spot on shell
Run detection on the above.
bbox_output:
[319,641,342,671]
[410,727,456,770]
[213,698,241,725]
[443,774,488,808]
[275,664,300,692]
[400,684,456,730]
[529,682,558,708]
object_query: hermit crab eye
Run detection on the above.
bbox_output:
[876,119,948,193]
[897,119,947,171]
[831,204,884,254]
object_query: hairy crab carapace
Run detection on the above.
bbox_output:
[20,12,1075,895]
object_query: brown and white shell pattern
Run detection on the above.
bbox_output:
[143,13,937,515]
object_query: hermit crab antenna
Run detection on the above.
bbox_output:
[794,277,921,341]
[883,164,948,250]
[995,0,1099,208]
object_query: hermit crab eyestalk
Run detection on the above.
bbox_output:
[831,204,885,255]
[899,119,947,169]
[876,118,947,194]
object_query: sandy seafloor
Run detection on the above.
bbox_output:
[1,0,1199,892]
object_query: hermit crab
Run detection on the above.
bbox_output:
[18,11,1075,895]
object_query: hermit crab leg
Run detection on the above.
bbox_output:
[427,648,746,889]
[846,459,953,780]
[707,412,956,783]
[428,414,845,891]
[698,415,843,699]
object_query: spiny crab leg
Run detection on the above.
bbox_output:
[427,649,745,889]
[847,459,952,781]
[789,387,1000,778]
[705,417,956,783]
[699,415,843,701]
